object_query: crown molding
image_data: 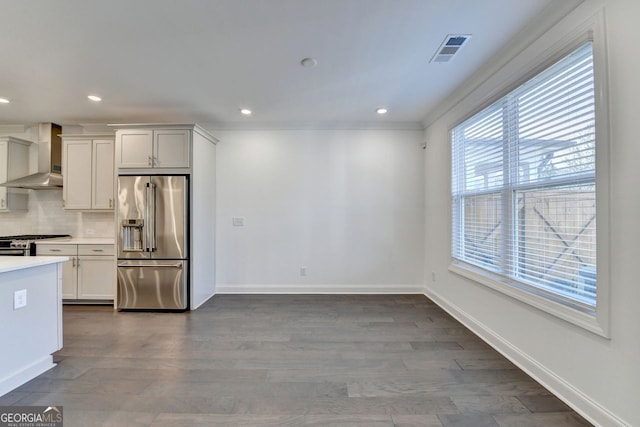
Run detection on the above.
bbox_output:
[422,0,584,129]
[201,120,425,132]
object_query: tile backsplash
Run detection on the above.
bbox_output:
[0,190,114,237]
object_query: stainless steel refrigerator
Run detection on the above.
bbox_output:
[116,175,188,310]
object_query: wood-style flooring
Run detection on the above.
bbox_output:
[1,295,592,426]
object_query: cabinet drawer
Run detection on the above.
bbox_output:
[37,244,77,256]
[78,244,114,256]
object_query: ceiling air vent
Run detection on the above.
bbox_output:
[430,34,471,63]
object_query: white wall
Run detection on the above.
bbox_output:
[215,128,425,293]
[423,0,639,425]
[0,190,114,237]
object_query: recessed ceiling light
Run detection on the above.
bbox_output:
[300,57,318,68]
[240,108,252,115]
[0,98,10,104]
[87,95,102,102]
[376,108,388,115]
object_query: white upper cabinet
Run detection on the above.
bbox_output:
[0,136,32,212]
[116,128,190,169]
[63,139,92,210]
[115,129,153,168]
[62,134,115,211]
[154,129,190,168]
[92,139,115,209]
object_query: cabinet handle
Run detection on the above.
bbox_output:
[92,249,104,252]
[50,249,61,252]
[148,155,153,166]
[109,198,113,208]
[1,198,5,208]
[62,199,65,207]
[72,258,76,267]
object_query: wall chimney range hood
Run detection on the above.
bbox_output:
[1,123,63,189]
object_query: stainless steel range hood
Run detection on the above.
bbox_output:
[1,123,63,189]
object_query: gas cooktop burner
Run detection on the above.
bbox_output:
[0,234,71,255]
[0,234,70,241]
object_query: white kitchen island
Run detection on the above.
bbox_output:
[0,256,67,396]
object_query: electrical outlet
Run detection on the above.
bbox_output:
[300,266,307,276]
[431,272,436,282]
[14,289,27,310]
[86,228,96,235]
[232,217,245,227]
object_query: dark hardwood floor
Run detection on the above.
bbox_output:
[1,295,592,426]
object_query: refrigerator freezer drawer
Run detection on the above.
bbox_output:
[117,260,187,310]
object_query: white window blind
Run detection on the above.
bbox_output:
[451,42,596,311]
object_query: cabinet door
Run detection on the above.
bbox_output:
[154,130,190,168]
[116,129,153,168]
[7,140,30,181]
[78,256,115,300]
[92,139,115,209]
[0,140,7,211]
[0,139,30,212]
[61,257,78,299]
[63,140,92,209]
[36,244,78,299]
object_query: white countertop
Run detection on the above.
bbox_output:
[0,256,69,274]
[36,237,115,245]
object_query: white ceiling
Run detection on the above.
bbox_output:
[0,0,573,128]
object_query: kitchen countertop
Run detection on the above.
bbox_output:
[35,237,115,245]
[0,256,69,274]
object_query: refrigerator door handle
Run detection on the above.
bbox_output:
[144,182,157,252]
[117,262,183,268]
[144,183,150,252]
[149,182,157,251]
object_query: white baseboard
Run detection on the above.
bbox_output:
[423,286,628,427]
[215,283,424,294]
[0,356,55,397]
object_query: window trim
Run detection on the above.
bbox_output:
[448,12,610,338]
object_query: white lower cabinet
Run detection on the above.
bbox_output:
[37,243,115,301]
[77,245,114,299]
[60,255,77,299]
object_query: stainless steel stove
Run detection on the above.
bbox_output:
[0,234,71,256]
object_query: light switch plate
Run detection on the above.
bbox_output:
[14,289,27,310]
[232,217,245,227]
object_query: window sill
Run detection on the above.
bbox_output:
[448,260,609,338]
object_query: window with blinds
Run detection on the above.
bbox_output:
[451,42,596,312]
